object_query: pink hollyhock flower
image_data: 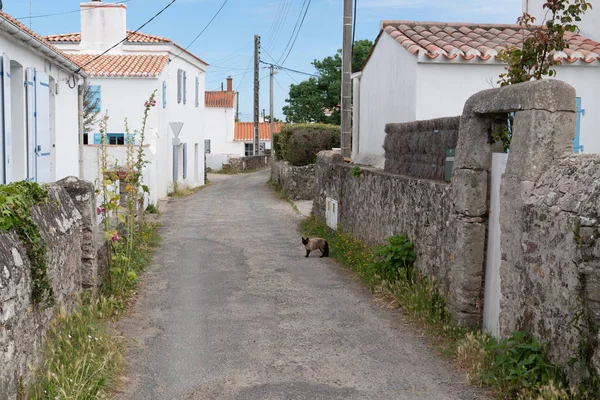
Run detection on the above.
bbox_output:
[112,233,119,242]
[144,101,148,107]
[151,99,157,107]
[96,207,105,216]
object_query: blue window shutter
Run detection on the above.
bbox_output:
[90,85,101,113]
[177,70,182,104]
[163,81,167,108]
[183,71,187,104]
[574,97,584,153]
[93,133,101,144]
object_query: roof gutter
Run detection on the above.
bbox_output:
[0,16,88,77]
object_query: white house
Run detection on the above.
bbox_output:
[0,10,87,184]
[352,20,600,167]
[204,76,282,170]
[47,0,208,204]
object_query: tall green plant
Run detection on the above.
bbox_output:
[369,235,417,285]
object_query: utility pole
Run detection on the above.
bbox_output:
[341,0,352,159]
[270,64,275,156]
[253,34,260,155]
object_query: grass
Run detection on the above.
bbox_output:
[168,182,211,198]
[27,220,161,399]
[299,215,596,400]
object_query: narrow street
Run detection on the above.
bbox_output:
[116,170,487,400]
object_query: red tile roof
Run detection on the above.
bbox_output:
[46,30,171,44]
[205,91,235,108]
[0,11,83,72]
[68,54,168,77]
[379,21,600,64]
[234,122,283,142]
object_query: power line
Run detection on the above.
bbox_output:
[267,0,292,52]
[235,53,255,91]
[279,0,312,66]
[170,0,229,62]
[260,47,298,83]
[259,61,316,77]
[16,0,134,20]
[276,0,308,64]
[75,0,177,73]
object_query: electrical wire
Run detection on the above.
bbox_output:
[235,54,255,92]
[278,0,312,67]
[260,61,316,77]
[75,0,178,73]
[276,0,308,64]
[16,0,134,20]
[267,0,292,52]
[170,0,229,63]
[264,0,286,50]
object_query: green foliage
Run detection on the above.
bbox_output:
[351,166,361,177]
[498,0,591,86]
[278,123,340,166]
[29,221,161,398]
[28,297,122,399]
[480,330,567,398]
[283,39,373,124]
[272,134,281,160]
[491,114,514,153]
[0,181,53,306]
[369,235,416,285]
[145,203,159,214]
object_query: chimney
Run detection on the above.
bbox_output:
[227,76,233,92]
[80,0,127,53]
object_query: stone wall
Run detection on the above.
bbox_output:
[314,151,461,317]
[270,161,316,200]
[384,117,459,181]
[228,155,271,173]
[314,80,600,380]
[0,178,97,399]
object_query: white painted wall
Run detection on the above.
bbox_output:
[80,2,127,53]
[415,63,504,120]
[524,0,600,41]
[0,31,81,183]
[355,32,418,167]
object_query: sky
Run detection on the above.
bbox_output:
[4,0,522,122]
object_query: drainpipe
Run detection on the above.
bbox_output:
[78,77,87,179]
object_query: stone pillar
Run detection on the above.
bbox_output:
[58,176,98,292]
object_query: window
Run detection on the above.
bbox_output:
[177,69,183,103]
[204,139,211,154]
[89,85,101,113]
[245,143,254,156]
[91,133,133,145]
[574,97,584,153]
[195,76,199,107]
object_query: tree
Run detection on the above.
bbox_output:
[283,39,373,124]
[83,85,100,135]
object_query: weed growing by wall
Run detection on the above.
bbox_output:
[0,181,53,306]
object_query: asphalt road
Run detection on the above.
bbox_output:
[116,170,488,400]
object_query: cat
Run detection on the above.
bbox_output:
[302,237,329,258]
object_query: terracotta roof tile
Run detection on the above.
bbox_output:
[68,54,168,77]
[46,30,171,44]
[0,11,82,71]
[205,91,235,108]
[234,122,283,142]
[379,21,600,64]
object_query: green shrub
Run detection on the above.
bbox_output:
[369,235,417,286]
[272,134,280,159]
[279,123,340,166]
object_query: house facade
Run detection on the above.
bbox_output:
[352,20,600,167]
[204,76,282,170]
[47,0,207,204]
[0,11,87,184]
